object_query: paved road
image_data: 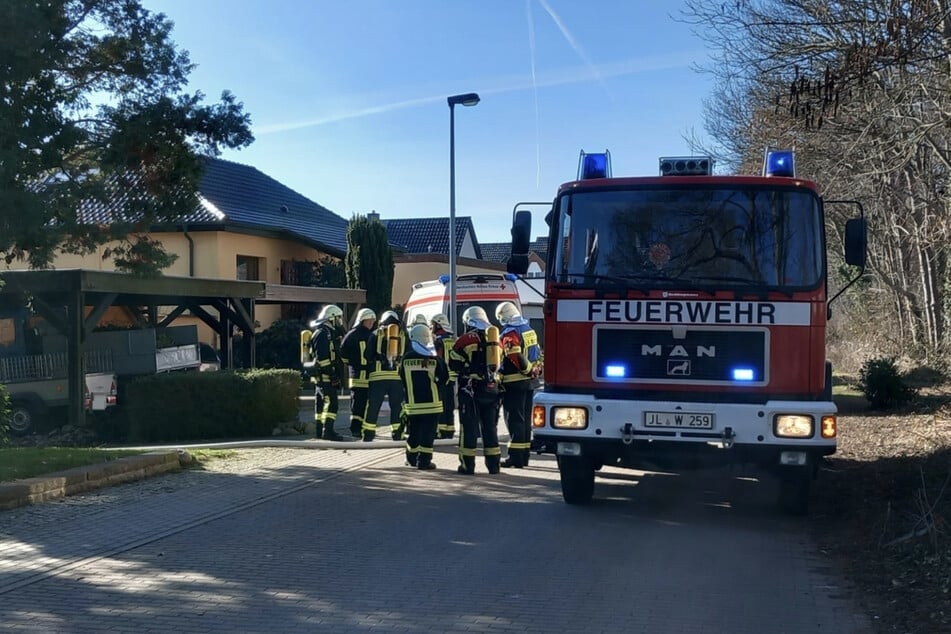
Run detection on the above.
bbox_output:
[0,397,872,633]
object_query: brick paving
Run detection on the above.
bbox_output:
[0,397,874,633]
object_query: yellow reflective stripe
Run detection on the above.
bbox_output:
[324,412,336,422]
[484,446,502,456]
[501,374,530,383]
[508,441,532,450]
[405,404,442,415]
[459,447,477,457]
[418,446,434,455]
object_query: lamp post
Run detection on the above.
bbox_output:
[447,92,480,333]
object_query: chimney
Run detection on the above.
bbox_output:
[367,210,380,222]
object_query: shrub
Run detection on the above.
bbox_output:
[858,356,917,410]
[122,369,300,442]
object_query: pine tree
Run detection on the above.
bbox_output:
[345,214,394,314]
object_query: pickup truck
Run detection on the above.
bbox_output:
[1,350,118,435]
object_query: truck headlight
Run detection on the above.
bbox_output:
[774,414,814,438]
[552,407,588,429]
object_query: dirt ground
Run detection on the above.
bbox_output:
[812,390,951,633]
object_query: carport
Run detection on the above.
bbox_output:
[0,269,266,427]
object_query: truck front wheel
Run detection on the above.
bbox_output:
[777,466,812,516]
[9,402,36,436]
[558,456,595,505]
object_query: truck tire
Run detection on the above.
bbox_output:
[777,467,811,516]
[9,401,36,436]
[558,456,595,505]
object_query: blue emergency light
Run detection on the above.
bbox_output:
[732,367,755,381]
[763,149,796,177]
[605,364,627,378]
[578,150,612,180]
[438,274,450,284]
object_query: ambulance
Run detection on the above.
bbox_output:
[403,273,522,333]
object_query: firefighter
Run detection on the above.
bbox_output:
[363,310,407,441]
[450,306,502,475]
[305,304,346,441]
[399,324,448,470]
[495,301,542,468]
[340,307,376,439]
[430,313,457,439]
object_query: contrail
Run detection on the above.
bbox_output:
[526,0,540,189]
[536,0,612,99]
[255,52,700,136]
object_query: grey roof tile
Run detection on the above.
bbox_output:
[381,216,481,259]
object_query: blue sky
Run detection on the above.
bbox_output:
[144,0,715,244]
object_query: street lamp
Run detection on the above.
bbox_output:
[448,92,480,333]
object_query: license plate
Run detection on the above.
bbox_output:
[644,411,715,429]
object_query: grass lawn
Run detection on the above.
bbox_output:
[0,447,239,483]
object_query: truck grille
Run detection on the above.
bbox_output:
[594,326,768,385]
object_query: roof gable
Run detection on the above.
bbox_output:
[480,237,548,263]
[381,216,481,259]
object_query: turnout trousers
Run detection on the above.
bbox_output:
[502,381,533,467]
[457,392,501,474]
[363,379,405,441]
[349,386,368,438]
[405,412,439,469]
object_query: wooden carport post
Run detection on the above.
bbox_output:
[66,288,85,428]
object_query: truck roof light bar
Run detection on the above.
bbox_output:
[763,148,796,177]
[659,156,714,176]
[578,150,612,180]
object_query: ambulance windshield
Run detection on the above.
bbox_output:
[552,186,824,289]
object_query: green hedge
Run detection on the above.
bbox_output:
[122,369,300,442]
[0,384,9,446]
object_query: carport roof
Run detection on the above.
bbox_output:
[0,269,266,306]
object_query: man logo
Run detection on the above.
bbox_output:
[667,359,691,376]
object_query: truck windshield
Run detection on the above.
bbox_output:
[552,186,824,289]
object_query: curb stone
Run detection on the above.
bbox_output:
[0,451,184,511]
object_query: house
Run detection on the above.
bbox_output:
[3,157,363,340]
[377,214,512,306]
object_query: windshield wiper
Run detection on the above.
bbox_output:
[685,275,795,298]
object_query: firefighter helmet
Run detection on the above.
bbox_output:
[318,304,343,325]
[495,301,521,326]
[380,310,400,326]
[354,308,376,326]
[431,313,452,333]
[462,306,490,330]
[412,314,428,326]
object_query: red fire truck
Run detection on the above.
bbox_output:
[507,150,866,514]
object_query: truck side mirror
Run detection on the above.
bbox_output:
[844,217,867,268]
[507,210,532,276]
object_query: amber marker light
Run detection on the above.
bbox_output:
[821,415,837,439]
[532,405,546,428]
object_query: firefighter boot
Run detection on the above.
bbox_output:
[362,429,376,442]
[322,424,344,441]
[486,454,501,475]
[350,420,362,439]
[501,453,523,469]
[418,454,436,470]
[456,455,475,475]
[314,423,324,439]
[406,449,418,467]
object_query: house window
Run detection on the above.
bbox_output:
[236,255,262,281]
[0,318,15,347]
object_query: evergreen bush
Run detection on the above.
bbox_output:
[858,356,917,410]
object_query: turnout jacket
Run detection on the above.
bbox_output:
[310,322,343,385]
[366,326,407,381]
[498,320,541,384]
[398,346,448,416]
[432,328,457,381]
[450,329,500,400]
[340,323,373,388]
